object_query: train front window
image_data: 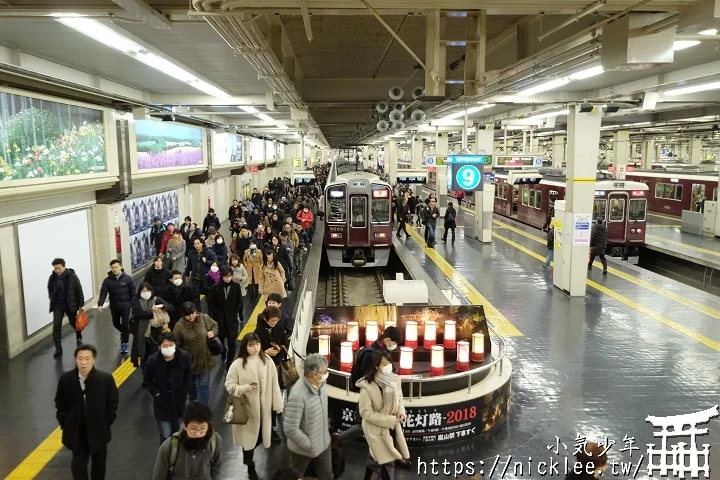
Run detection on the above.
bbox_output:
[371,186,390,223]
[351,197,366,228]
[654,183,683,201]
[593,199,606,221]
[326,186,346,223]
[609,198,626,222]
[629,199,646,221]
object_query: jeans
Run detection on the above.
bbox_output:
[426,223,437,245]
[53,304,81,348]
[189,372,211,405]
[292,446,334,480]
[156,418,182,444]
[109,307,130,344]
[545,249,554,269]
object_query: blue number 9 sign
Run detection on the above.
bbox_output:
[455,165,482,191]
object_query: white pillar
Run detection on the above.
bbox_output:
[461,112,469,151]
[690,137,703,165]
[559,105,602,297]
[436,132,449,209]
[643,140,655,169]
[613,130,630,179]
[552,135,566,167]
[386,141,398,186]
[474,129,494,243]
[529,130,539,153]
[522,131,527,153]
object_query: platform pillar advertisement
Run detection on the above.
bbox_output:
[474,129,495,243]
[562,105,602,296]
[552,200,570,292]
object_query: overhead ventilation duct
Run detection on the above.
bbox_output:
[389,86,404,100]
[376,120,390,132]
[389,110,405,124]
[411,109,426,122]
[601,14,675,71]
[412,86,425,100]
[376,102,389,113]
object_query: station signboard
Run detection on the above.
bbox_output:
[446,154,491,192]
[397,175,427,184]
[494,155,543,168]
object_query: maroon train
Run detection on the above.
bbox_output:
[624,170,717,217]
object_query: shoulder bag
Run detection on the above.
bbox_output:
[278,345,299,389]
[75,309,90,332]
[203,315,224,356]
[223,393,250,425]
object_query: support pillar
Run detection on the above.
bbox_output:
[436,132,449,210]
[464,10,487,96]
[461,113,469,152]
[362,146,371,169]
[552,135,566,167]
[411,134,424,195]
[690,137,703,165]
[425,10,446,97]
[613,130,630,179]
[529,130,539,153]
[643,140,655,169]
[522,131,527,153]
[385,141,398,186]
[555,105,602,297]
[474,129,494,243]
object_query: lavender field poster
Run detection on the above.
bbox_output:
[0,92,106,181]
[135,120,203,170]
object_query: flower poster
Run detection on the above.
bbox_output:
[135,120,203,170]
[122,190,179,270]
[0,92,107,181]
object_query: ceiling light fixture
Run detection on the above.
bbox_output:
[568,65,604,80]
[527,109,570,120]
[239,106,260,114]
[673,40,700,50]
[255,113,275,123]
[439,104,495,122]
[517,78,570,96]
[663,81,720,96]
[57,18,230,98]
[700,29,718,35]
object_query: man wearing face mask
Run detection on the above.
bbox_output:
[284,353,333,480]
[296,205,315,246]
[165,272,194,330]
[173,302,218,405]
[143,332,192,443]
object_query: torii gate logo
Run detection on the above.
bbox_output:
[646,405,718,478]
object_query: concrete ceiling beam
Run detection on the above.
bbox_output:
[110,0,172,29]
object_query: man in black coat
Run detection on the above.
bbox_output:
[97,260,135,355]
[395,199,409,238]
[256,293,294,337]
[165,271,194,330]
[205,266,243,371]
[55,344,119,480]
[184,238,217,310]
[48,258,85,357]
[202,208,221,235]
[142,332,192,443]
[442,201,457,244]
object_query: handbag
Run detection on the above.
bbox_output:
[75,309,89,332]
[208,336,224,356]
[222,394,250,425]
[278,345,299,388]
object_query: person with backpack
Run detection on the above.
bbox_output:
[543,223,555,271]
[151,402,223,480]
[442,201,457,244]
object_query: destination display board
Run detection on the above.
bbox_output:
[494,155,543,168]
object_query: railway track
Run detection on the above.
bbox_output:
[325,268,386,306]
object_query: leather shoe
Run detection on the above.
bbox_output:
[53,348,62,358]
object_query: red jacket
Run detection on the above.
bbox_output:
[159,230,173,254]
[296,210,314,229]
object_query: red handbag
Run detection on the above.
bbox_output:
[75,309,90,332]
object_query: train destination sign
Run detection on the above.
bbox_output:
[397,176,427,184]
[495,155,543,168]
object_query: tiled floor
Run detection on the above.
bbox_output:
[2,209,720,480]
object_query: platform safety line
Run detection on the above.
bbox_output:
[238,295,267,340]
[3,358,137,480]
[405,226,523,337]
[492,231,720,353]
[493,217,720,320]
[646,233,720,258]
[648,212,681,221]
[645,224,681,228]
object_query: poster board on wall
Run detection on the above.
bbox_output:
[212,132,243,165]
[249,137,264,163]
[18,210,94,336]
[135,120,203,170]
[122,190,179,270]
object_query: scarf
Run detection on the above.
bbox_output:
[170,235,182,247]
[374,371,401,416]
[139,296,154,311]
[208,269,220,283]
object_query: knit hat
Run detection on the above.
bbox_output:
[208,227,217,234]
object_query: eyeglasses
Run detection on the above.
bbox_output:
[186,426,208,434]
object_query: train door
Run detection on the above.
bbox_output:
[511,185,519,216]
[349,195,369,245]
[607,193,628,243]
[690,183,706,212]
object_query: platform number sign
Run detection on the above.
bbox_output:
[447,154,490,192]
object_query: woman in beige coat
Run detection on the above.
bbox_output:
[356,350,411,479]
[225,332,283,480]
[242,239,263,302]
[259,249,287,299]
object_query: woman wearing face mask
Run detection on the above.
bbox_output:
[131,282,174,368]
[142,332,192,443]
[356,350,411,480]
[243,240,264,302]
[211,234,228,266]
[166,271,194,330]
[259,249,286,299]
[167,230,187,274]
[225,333,283,480]
[229,254,249,299]
[269,235,292,281]
[270,213,283,233]
[263,226,274,250]
[144,256,172,300]
[205,262,221,293]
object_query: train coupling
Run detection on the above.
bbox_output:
[351,250,367,267]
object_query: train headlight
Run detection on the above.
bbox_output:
[374,232,387,238]
[331,233,342,239]
[636,228,642,234]
[631,228,636,233]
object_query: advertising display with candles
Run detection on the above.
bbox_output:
[329,379,511,446]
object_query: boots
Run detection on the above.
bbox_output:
[247,461,259,480]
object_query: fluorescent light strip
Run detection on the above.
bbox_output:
[663,81,720,96]
[255,113,275,123]
[700,29,718,35]
[517,78,570,96]
[568,65,604,80]
[57,18,230,98]
[439,104,495,122]
[239,106,259,113]
[528,109,570,120]
[673,40,700,51]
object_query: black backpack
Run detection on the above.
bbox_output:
[349,347,370,387]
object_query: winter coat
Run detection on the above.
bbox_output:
[167,239,187,273]
[259,263,286,298]
[284,377,331,459]
[281,240,295,264]
[423,206,440,226]
[142,349,192,422]
[225,355,283,450]
[159,230,174,254]
[547,227,555,251]
[151,224,167,252]
[356,378,410,465]
[243,249,264,285]
[179,222,193,243]
[286,230,299,249]
[254,320,289,368]
[185,247,217,281]
[234,235,251,259]
[98,271,136,311]
[590,222,608,255]
[444,206,457,228]
[202,214,221,234]
[55,367,119,455]
[296,210,314,229]
[206,281,243,340]
[47,268,85,313]
[270,244,292,275]
[165,284,194,328]
[144,266,172,300]
[173,314,219,375]
[211,240,228,266]
[130,295,174,359]
[256,310,293,337]
[232,264,249,296]
[152,431,223,480]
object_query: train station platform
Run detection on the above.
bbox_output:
[3,208,720,480]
